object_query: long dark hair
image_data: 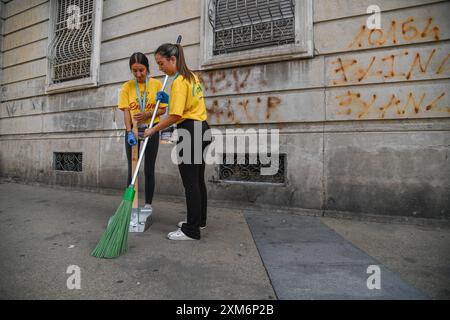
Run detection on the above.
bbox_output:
[129,52,149,72]
[155,43,195,83]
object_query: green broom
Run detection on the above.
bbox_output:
[91,36,182,259]
[91,187,135,258]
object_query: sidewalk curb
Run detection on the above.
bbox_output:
[2,177,449,229]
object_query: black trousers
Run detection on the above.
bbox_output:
[177,120,211,240]
[125,129,160,204]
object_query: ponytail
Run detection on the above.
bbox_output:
[155,43,195,83]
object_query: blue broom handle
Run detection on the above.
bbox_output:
[130,75,169,187]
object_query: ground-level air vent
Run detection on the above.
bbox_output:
[53,152,83,172]
[219,154,285,184]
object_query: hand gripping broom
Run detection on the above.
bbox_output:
[91,36,182,259]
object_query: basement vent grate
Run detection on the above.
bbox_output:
[54,152,83,172]
[219,153,285,184]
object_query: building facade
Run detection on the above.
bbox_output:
[0,0,449,219]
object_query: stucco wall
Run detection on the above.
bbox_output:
[0,0,449,218]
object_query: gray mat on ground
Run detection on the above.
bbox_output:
[244,211,428,300]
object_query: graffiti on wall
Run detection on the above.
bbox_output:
[199,13,449,124]
[200,69,259,95]
[199,69,282,124]
[206,95,282,124]
[349,16,440,49]
[331,47,449,85]
[334,89,449,119]
[331,14,449,120]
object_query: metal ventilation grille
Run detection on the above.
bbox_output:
[210,0,295,55]
[219,154,285,183]
[54,152,83,172]
[49,0,94,83]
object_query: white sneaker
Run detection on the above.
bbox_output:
[178,221,206,230]
[143,204,152,211]
[167,229,196,241]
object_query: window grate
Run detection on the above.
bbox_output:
[219,154,285,183]
[210,0,295,55]
[54,152,83,172]
[48,0,94,83]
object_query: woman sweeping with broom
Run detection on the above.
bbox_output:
[92,38,183,258]
[144,43,211,241]
[91,52,167,258]
[118,52,167,214]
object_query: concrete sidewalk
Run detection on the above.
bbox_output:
[0,181,275,300]
[320,217,450,299]
[0,180,449,299]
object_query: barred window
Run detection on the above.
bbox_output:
[46,0,102,93]
[212,0,296,55]
[49,0,93,83]
[201,0,313,69]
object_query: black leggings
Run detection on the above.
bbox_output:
[125,130,160,204]
[177,120,211,240]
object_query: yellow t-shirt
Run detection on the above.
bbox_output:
[169,73,207,124]
[118,78,167,125]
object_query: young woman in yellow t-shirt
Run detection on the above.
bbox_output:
[118,52,167,212]
[144,43,211,241]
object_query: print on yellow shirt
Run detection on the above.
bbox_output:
[169,74,207,124]
[118,78,167,126]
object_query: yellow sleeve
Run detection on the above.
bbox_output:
[169,79,187,117]
[118,83,129,110]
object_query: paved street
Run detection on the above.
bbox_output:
[0,180,449,299]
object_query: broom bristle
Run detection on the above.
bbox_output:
[91,188,135,259]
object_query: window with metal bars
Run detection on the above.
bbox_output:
[211,0,296,55]
[49,0,93,83]
[46,0,102,93]
[201,0,313,69]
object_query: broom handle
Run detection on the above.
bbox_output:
[130,35,182,187]
[130,75,168,187]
